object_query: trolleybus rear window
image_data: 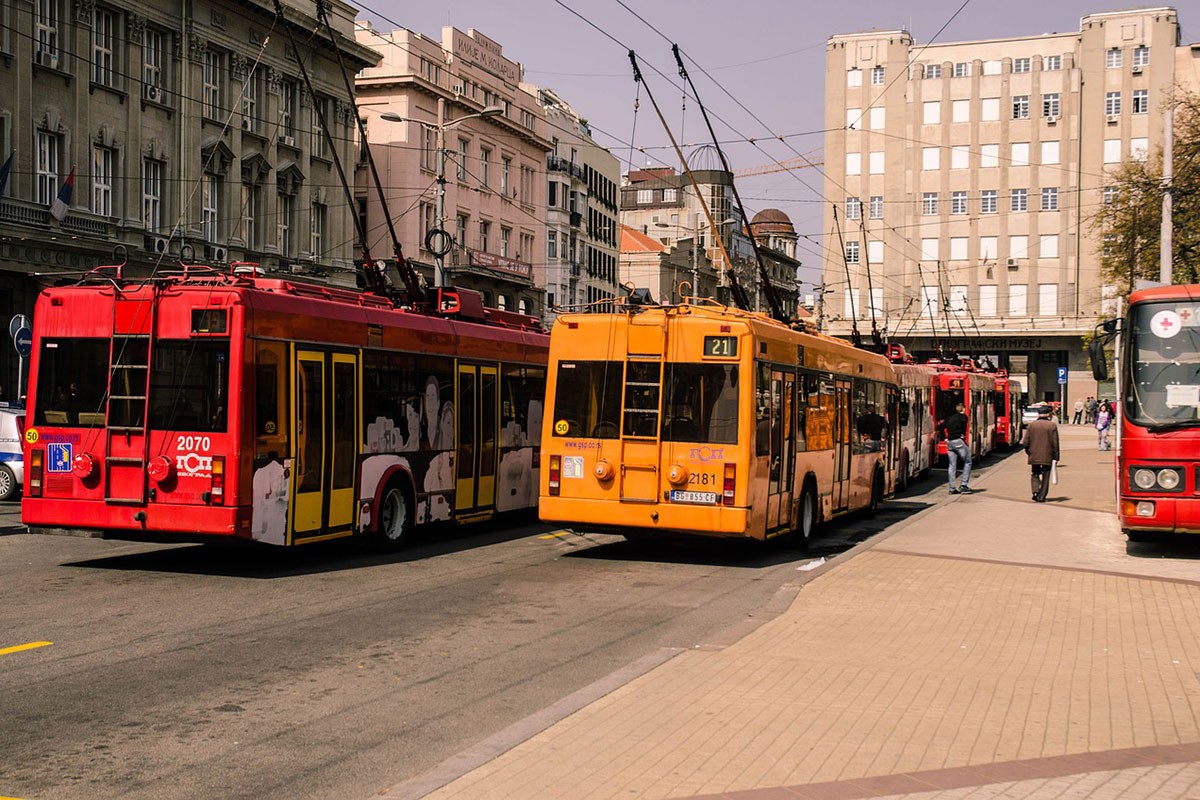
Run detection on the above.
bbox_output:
[552,361,622,438]
[34,338,110,427]
[661,363,739,443]
[149,340,229,432]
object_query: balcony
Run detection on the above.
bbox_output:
[547,155,586,181]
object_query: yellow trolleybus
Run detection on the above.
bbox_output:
[540,300,900,545]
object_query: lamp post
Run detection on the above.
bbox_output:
[381,100,503,288]
[655,217,735,301]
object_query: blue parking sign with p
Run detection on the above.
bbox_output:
[47,443,72,473]
[1057,366,1068,384]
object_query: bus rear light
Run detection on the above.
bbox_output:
[593,459,614,481]
[210,456,225,504]
[722,463,736,506]
[549,455,561,496]
[72,452,97,479]
[30,449,43,497]
[148,455,175,483]
[666,463,688,485]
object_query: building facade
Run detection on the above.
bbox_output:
[823,7,1192,406]
[354,25,550,316]
[0,0,376,397]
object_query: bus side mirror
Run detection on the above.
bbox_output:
[1088,337,1109,382]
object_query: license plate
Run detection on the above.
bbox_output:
[669,490,718,505]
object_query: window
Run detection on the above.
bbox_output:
[1045,55,1062,71]
[869,151,884,174]
[982,97,1000,121]
[921,101,940,126]
[950,238,968,260]
[35,0,58,59]
[921,285,939,315]
[983,60,1002,76]
[1103,186,1118,205]
[1012,95,1029,119]
[871,65,884,85]
[1038,283,1058,316]
[847,68,862,87]
[501,157,511,196]
[869,196,883,219]
[1011,188,1027,212]
[844,289,860,318]
[310,203,325,258]
[869,107,885,130]
[456,213,468,246]
[35,130,59,205]
[923,64,941,79]
[922,147,939,170]
[203,51,223,119]
[951,191,967,215]
[1103,139,1121,163]
[1131,137,1148,161]
[92,7,116,86]
[868,240,883,263]
[845,153,861,175]
[500,226,511,257]
[980,236,998,260]
[1041,141,1060,165]
[1106,48,1122,69]
[1042,93,1060,117]
[311,97,327,159]
[1133,89,1149,114]
[418,57,441,85]
[981,190,997,214]
[276,192,293,256]
[952,99,969,122]
[149,341,230,433]
[241,67,261,132]
[951,145,969,169]
[636,188,652,203]
[1011,142,1029,166]
[845,196,861,220]
[92,146,113,216]
[241,184,257,248]
[921,238,938,261]
[202,175,220,243]
[547,230,557,259]
[454,138,468,181]
[1013,57,1031,73]
[1040,234,1059,258]
[144,159,162,233]
[953,62,970,77]
[479,219,490,251]
[1132,46,1149,67]
[1105,92,1121,116]
[1009,235,1029,259]
[144,29,165,92]
[980,144,999,168]
[979,285,998,316]
[846,107,861,129]
[1041,187,1058,211]
[949,285,968,314]
[1009,284,1027,316]
[480,148,491,187]
[281,82,296,137]
[922,192,938,215]
[845,240,859,264]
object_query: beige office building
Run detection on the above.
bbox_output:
[823,7,1195,406]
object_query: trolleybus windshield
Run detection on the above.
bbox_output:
[34,338,110,427]
[661,363,739,443]
[552,360,623,438]
[1128,300,1200,425]
[148,341,230,432]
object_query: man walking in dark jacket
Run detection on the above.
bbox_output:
[1020,405,1060,502]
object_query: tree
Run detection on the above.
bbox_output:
[1091,89,1200,301]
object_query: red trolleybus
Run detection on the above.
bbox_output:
[929,363,996,461]
[890,360,937,489]
[539,300,899,547]
[1090,284,1200,539]
[22,264,547,548]
[991,370,1020,449]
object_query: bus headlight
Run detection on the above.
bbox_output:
[1133,468,1157,490]
[666,463,689,485]
[1157,469,1181,490]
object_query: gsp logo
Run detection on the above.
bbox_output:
[689,446,725,463]
[176,452,213,477]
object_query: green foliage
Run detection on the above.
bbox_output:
[1090,89,1200,299]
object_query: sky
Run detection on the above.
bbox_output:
[356,1,1194,289]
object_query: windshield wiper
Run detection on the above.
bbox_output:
[1146,420,1200,433]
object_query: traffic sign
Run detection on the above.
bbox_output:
[1057,366,1068,385]
[13,327,31,358]
[8,314,29,340]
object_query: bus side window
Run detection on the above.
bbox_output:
[255,342,289,464]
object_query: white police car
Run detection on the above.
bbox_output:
[0,404,25,501]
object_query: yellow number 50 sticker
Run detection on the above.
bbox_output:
[25,428,39,444]
[554,419,569,435]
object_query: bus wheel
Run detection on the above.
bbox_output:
[795,483,818,550]
[0,464,15,501]
[374,483,412,551]
[897,451,909,491]
[868,469,884,514]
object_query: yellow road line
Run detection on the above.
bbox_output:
[0,641,53,657]
[538,530,571,540]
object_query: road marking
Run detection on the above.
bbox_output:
[0,641,53,657]
[538,530,571,540]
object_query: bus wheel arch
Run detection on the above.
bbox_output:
[372,473,416,551]
[795,476,820,549]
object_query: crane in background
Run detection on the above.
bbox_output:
[733,150,823,178]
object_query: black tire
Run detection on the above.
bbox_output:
[897,450,910,491]
[0,464,16,502]
[868,469,884,514]
[794,481,819,550]
[372,482,413,551]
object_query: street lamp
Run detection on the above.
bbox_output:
[381,100,504,288]
[655,217,735,301]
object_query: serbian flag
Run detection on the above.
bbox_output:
[0,151,12,205]
[49,165,75,221]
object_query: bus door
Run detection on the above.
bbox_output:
[833,378,853,512]
[766,369,794,532]
[292,350,358,541]
[455,363,498,516]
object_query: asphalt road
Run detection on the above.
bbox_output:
[0,464,964,800]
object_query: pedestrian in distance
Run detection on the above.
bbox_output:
[941,401,973,494]
[1087,397,1098,425]
[1095,403,1112,450]
[1072,398,1084,425]
[1020,405,1060,502]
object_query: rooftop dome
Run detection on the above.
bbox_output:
[749,208,795,235]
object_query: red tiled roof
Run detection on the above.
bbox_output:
[620,225,667,254]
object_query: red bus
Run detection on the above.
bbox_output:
[1091,284,1200,539]
[928,362,996,461]
[22,264,548,548]
[991,370,1021,449]
[890,361,936,490]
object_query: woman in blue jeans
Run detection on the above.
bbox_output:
[942,401,972,493]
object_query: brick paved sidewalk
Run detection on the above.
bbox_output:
[384,427,1200,800]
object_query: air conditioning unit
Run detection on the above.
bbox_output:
[205,245,227,262]
[1006,258,1018,268]
[1131,65,1143,74]
[289,263,308,274]
[1107,114,1119,124]
[144,235,169,254]
[241,117,253,131]
[144,85,163,103]
[280,135,296,147]
[1046,115,1058,124]
[34,50,58,69]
